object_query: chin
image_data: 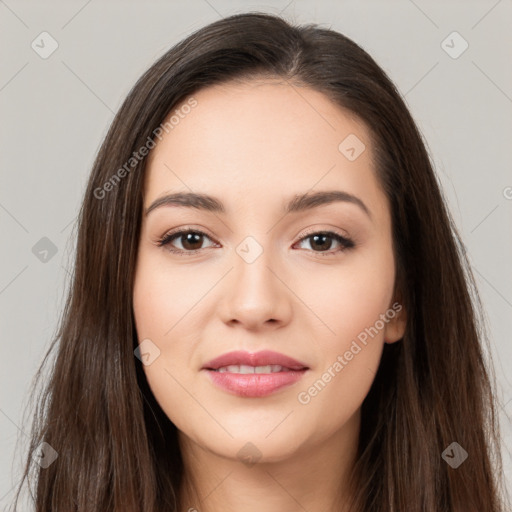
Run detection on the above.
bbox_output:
[183,424,310,465]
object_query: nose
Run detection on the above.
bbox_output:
[218,245,293,331]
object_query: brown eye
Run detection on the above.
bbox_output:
[178,232,205,251]
[157,229,216,254]
[308,233,334,251]
[296,231,354,254]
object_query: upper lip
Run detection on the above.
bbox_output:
[202,350,309,371]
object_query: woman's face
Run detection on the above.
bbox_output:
[133,79,406,463]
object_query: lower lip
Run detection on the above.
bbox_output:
[203,369,308,397]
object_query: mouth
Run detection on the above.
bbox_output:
[202,349,308,371]
[201,350,309,397]
[212,364,299,374]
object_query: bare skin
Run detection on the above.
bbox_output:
[132,79,407,512]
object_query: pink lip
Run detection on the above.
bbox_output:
[201,350,309,398]
[202,350,308,371]
[205,370,307,397]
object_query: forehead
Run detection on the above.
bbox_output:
[143,79,386,218]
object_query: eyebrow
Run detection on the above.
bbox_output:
[144,190,371,219]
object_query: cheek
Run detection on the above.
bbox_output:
[132,252,213,340]
[132,254,211,430]
[293,245,395,421]
[298,246,396,347]
[296,355,378,447]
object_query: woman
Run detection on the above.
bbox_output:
[10,12,509,512]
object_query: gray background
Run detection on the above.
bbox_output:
[1,0,511,507]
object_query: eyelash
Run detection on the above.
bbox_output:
[156,227,355,257]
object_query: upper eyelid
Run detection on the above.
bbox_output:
[298,226,350,239]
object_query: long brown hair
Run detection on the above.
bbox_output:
[9,12,509,512]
